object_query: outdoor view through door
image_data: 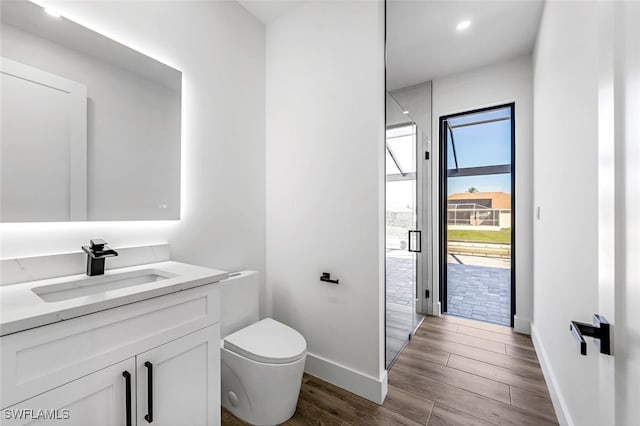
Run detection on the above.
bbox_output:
[385,123,421,367]
[440,104,515,327]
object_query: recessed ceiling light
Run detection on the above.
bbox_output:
[456,20,471,31]
[44,8,62,18]
[403,110,409,115]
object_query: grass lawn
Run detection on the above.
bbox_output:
[448,228,512,244]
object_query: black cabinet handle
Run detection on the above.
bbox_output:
[144,361,153,423]
[570,314,611,356]
[122,371,132,426]
[408,230,422,253]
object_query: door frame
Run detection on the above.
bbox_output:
[438,102,516,327]
[417,122,431,317]
[0,57,88,221]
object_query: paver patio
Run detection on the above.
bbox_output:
[386,253,511,330]
[446,262,511,326]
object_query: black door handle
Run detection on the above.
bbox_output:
[144,361,153,423]
[122,371,132,426]
[408,230,422,253]
[570,314,611,356]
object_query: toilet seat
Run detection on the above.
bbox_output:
[223,318,307,364]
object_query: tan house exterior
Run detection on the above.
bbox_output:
[447,192,512,229]
[447,191,512,209]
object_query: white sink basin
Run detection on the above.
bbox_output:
[31,269,177,303]
[1,260,228,336]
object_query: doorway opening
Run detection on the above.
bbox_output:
[439,104,515,327]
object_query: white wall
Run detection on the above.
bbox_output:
[618,4,640,424]
[0,1,267,314]
[431,56,534,333]
[388,82,432,132]
[265,1,386,403]
[533,3,640,425]
[532,2,600,425]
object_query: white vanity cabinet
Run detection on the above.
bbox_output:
[1,284,221,426]
[3,358,135,426]
[135,326,219,426]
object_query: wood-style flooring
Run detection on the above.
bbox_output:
[222,315,558,425]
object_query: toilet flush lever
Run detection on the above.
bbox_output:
[320,272,339,284]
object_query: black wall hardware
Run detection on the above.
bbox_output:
[408,230,422,253]
[144,361,154,423]
[570,314,611,356]
[320,272,339,284]
[81,239,118,276]
[122,371,132,426]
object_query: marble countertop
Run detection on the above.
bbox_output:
[0,261,228,336]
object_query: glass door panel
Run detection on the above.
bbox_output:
[385,121,418,367]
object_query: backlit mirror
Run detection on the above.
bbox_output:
[0,0,181,222]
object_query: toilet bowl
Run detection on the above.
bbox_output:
[220,271,307,425]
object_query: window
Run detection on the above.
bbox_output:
[386,124,416,178]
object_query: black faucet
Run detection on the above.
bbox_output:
[81,239,118,276]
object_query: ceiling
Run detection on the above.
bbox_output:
[237,0,303,24]
[387,0,544,90]
[236,0,544,89]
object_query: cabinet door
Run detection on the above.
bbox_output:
[136,325,219,426]
[2,358,135,426]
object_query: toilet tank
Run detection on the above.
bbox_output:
[220,270,259,337]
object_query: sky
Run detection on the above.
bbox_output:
[446,108,512,195]
[385,107,513,211]
[447,174,511,195]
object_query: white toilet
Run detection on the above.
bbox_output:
[220,271,307,425]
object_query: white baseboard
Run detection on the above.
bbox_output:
[304,352,388,404]
[514,315,531,335]
[531,324,573,426]
[433,301,442,316]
